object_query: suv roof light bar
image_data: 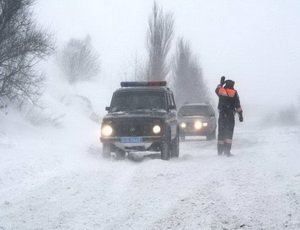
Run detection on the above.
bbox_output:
[120,81,167,87]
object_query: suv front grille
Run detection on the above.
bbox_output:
[112,118,161,137]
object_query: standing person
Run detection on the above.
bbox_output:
[215,76,243,156]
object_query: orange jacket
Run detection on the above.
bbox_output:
[215,85,242,112]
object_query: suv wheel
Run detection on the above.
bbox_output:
[211,130,216,140]
[161,131,171,160]
[206,134,212,141]
[102,143,111,158]
[115,149,126,160]
[206,130,216,141]
[171,133,179,158]
[180,135,185,141]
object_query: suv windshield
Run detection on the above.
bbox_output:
[179,105,210,117]
[110,91,166,112]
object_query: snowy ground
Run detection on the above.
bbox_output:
[1,101,300,230]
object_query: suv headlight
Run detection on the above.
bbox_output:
[102,125,113,137]
[153,125,161,134]
[194,121,202,130]
[180,122,186,128]
[203,122,208,127]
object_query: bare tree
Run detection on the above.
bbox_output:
[0,0,53,106]
[145,2,174,81]
[173,38,210,107]
[132,54,147,81]
[57,35,100,83]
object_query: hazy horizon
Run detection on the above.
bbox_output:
[35,0,300,107]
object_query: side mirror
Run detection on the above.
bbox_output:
[105,106,110,111]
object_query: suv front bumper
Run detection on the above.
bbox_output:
[100,136,163,151]
[179,126,210,136]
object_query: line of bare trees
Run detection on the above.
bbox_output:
[0,0,53,107]
[173,38,209,106]
[145,2,174,81]
[0,0,100,110]
[0,0,210,110]
[135,1,210,106]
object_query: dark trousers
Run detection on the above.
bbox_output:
[218,110,235,141]
[217,110,235,155]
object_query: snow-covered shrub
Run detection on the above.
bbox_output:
[56,35,100,83]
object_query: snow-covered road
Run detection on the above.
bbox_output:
[1,114,300,230]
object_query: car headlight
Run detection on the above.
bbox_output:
[180,122,186,128]
[203,122,208,127]
[153,125,161,134]
[101,125,113,137]
[194,121,202,130]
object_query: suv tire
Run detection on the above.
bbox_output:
[211,130,216,140]
[207,130,216,141]
[115,149,126,160]
[161,130,171,160]
[102,143,111,158]
[180,135,185,141]
[171,133,179,158]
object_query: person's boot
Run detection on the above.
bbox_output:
[217,143,224,156]
[224,143,233,157]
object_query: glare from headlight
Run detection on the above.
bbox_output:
[102,125,113,136]
[180,122,186,128]
[153,125,161,134]
[194,121,202,129]
[203,122,208,127]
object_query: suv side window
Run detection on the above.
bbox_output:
[170,93,176,109]
[167,92,175,110]
[208,106,215,116]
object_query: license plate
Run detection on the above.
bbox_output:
[121,137,143,143]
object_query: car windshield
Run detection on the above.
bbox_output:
[110,91,166,112]
[179,105,210,116]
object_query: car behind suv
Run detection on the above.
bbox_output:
[100,81,179,160]
[178,103,217,141]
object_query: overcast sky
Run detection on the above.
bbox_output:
[35,0,300,106]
